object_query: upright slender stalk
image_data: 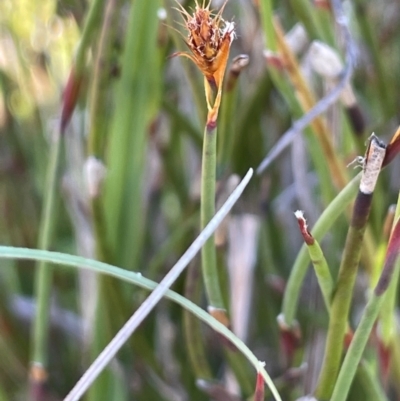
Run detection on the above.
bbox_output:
[169,1,238,383]
[201,124,226,316]
[218,55,249,171]
[294,211,333,312]
[103,0,161,270]
[88,0,120,262]
[258,0,276,51]
[375,192,400,385]
[315,136,386,400]
[282,172,361,326]
[356,362,389,401]
[183,262,213,380]
[295,212,387,401]
[75,0,106,74]
[30,0,106,395]
[289,0,333,43]
[29,129,61,393]
[330,216,400,401]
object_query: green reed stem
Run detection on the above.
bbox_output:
[316,137,386,400]
[379,193,400,346]
[30,130,61,370]
[379,259,400,345]
[103,0,161,270]
[330,293,385,401]
[296,215,386,401]
[289,0,332,43]
[88,0,120,159]
[315,194,372,400]
[282,173,361,326]
[75,0,106,74]
[296,213,333,313]
[225,350,254,396]
[183,263,213,380]
[201,125,225,311]
[309,242,333,312]
[259,0,276,51]
[218,56,248,172]
[218,79,238,171]
[355,361,389,401]
[390,338,400,396]
[29,0,105,385]
[88,0,121,264]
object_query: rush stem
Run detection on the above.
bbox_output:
[315,192,372,400]
[200,124,225,311]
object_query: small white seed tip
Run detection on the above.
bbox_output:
[294,210,304,219]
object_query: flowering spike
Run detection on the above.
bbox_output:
[173,0,235,128]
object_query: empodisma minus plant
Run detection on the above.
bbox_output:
[172,0,236,324]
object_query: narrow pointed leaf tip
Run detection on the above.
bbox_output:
[294,211,314,245]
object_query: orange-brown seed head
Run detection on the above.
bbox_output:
[173,0,235,126]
